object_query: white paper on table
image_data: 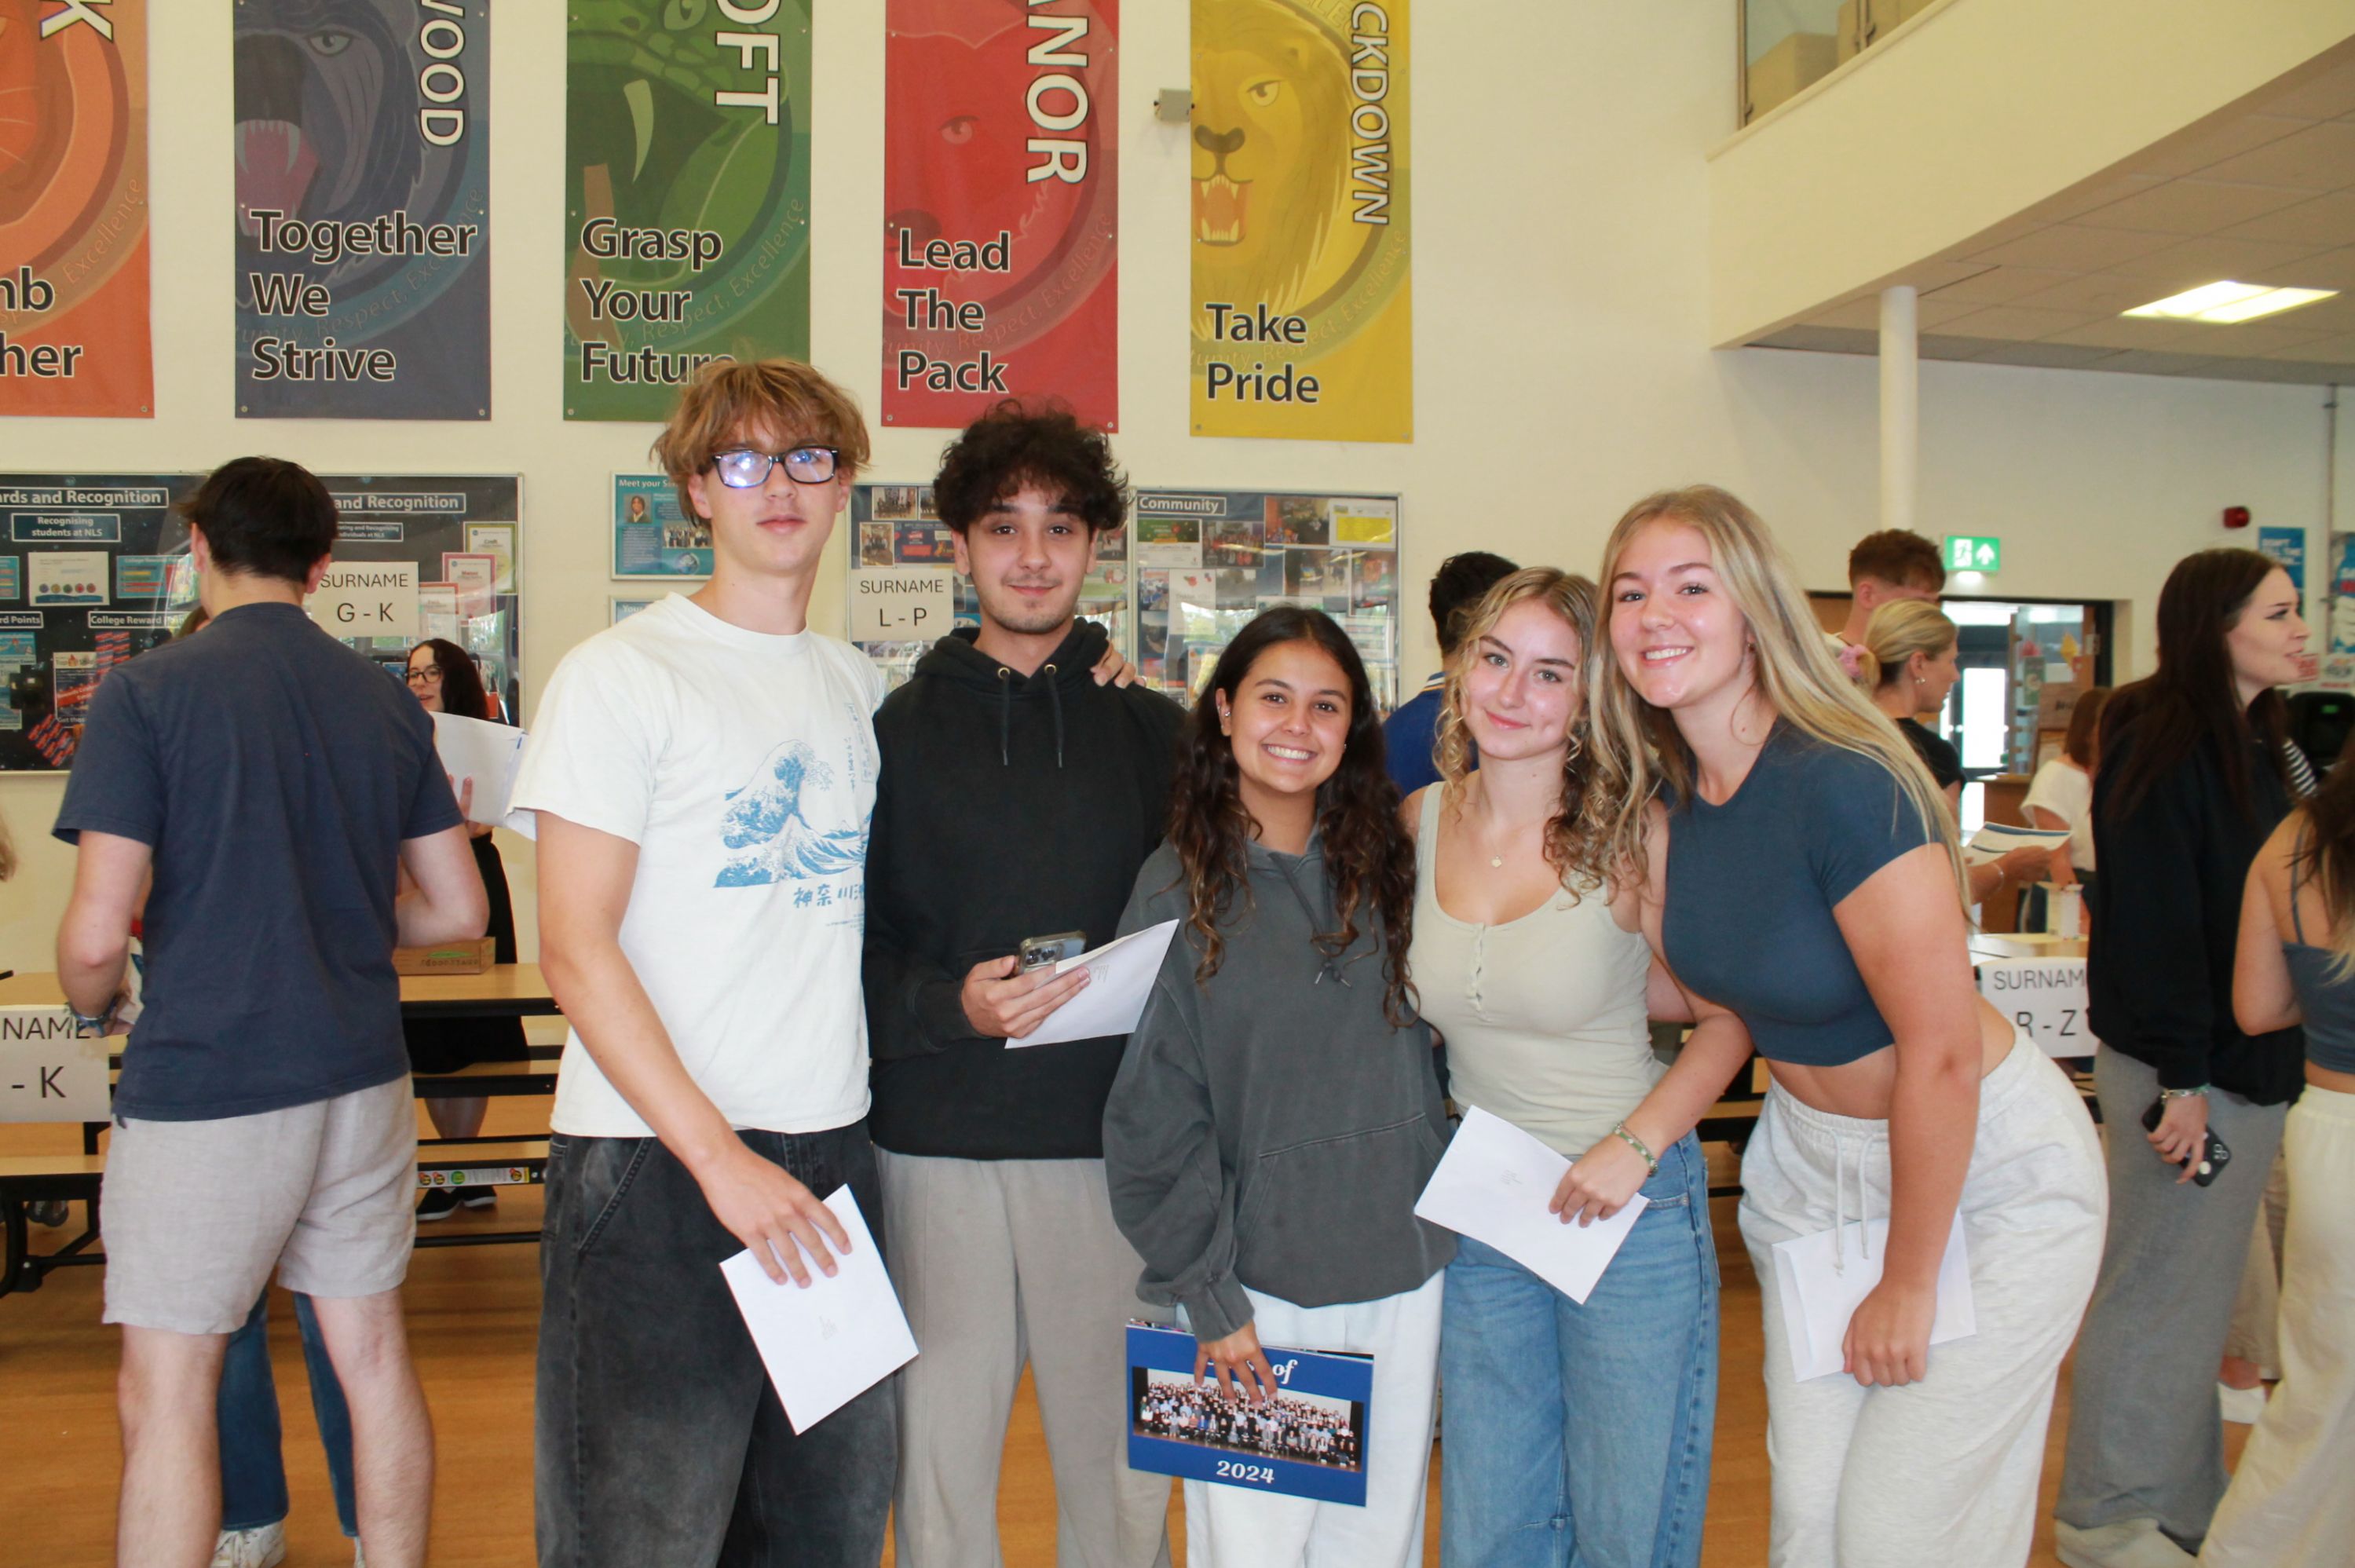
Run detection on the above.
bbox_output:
[1962,821,2068,867]
[1007,919,1182,1048]
[429,711,536,839]
[1769,1215,1976,1383]
[1412,1106,1649,1305]
[719,1186,919,1434]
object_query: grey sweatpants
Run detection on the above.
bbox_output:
[1739,1034,2106,1567]
[877,1149,1174,1568]
[2056,1047,2288,1548]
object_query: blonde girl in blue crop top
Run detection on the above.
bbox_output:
[1586,487,2106,1568]
[1402,568,1754,1568]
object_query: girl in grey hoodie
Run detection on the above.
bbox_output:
[1104,608,1454,1568]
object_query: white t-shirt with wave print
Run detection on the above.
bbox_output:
[512,593,884,1138]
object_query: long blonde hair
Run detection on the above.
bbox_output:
[1858,599,1958,695]
[1433,567,1606,894]
[1584,485,1965,897]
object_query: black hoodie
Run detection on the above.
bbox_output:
[864,620,1186,1158]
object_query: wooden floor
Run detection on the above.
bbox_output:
[1,1106,2247,1567]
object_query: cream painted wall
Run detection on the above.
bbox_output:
[1709,0,2355,342]
[0,0,2340,977]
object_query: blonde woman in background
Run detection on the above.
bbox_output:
[1859,601,2050,910]
[1404,568,1750,1568]
[2203,750,2355,1565]
[1589,485,2105,1567]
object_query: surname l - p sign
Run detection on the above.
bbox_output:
[1946,535,2001,573]
[849,568,953,643]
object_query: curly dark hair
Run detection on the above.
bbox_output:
[930,399,1128,535]
[1168,608,1417,1025]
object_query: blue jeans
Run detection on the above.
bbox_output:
[1439,1133,1718,1568]
[535,1120,897,1568]
[218,1291,359,1537]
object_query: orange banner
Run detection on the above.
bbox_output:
[0,0,152,418]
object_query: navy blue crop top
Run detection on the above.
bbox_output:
[1662,723,1936,1067]
[2284,851,2355,1076]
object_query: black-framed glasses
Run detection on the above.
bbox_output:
[405,664,443,685]
[711,446,840,488]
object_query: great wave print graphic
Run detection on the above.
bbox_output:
[716,739,866,887]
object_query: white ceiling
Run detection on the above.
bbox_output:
[1755,53,2355,383]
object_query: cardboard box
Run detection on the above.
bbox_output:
[1748,32,1839,119]
[393,937,496,976]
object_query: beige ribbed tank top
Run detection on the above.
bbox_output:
[1410,785,1662,1158]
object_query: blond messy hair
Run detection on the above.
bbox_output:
[649,358,872,521]
[1435,567,1607,894]
[1858,599,1958,695]
[1584,485,1964,899]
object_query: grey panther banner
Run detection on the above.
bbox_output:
[232,0,492,419]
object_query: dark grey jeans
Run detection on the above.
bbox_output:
[536,1121,896,1568]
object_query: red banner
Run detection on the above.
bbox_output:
[883,0,1117,431]
[0,0,152,418]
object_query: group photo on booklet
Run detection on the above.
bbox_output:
[10,7,2355,1568]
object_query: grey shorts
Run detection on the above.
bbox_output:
[101,1077,417,1335]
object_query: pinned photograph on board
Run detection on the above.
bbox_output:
[1205,520,1262,569]
[860,522,895,568]
[1264,496,1329,546]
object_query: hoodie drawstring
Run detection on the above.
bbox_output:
[996,665,1067,769]
[1044,663,1065,769]
[996,667,1013,766]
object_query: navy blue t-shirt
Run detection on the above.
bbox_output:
[54,602,463,1120]
[1383,675,1448,797]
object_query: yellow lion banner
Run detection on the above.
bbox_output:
[1190,0,1410,443]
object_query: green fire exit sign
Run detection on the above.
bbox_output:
[1945,535,2001,572]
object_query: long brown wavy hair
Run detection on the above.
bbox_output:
[1434,567,1607,894]
[1168,608,1417,1025]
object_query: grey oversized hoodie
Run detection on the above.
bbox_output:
[1103,835,1455,1341]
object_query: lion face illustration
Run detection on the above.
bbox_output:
[1190,0,1349,317]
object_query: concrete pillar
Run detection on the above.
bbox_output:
[1880,284,1919,535]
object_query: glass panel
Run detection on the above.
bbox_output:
[1743,0,1844,121]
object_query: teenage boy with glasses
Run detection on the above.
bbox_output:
[514,361,895,1567]
[864,402,1183,1568]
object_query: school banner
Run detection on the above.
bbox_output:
[0,0,152,418]
[881,0,1117,430]
[564,0,814,422]
[232,0,492,419]
[1190,0,1409,443]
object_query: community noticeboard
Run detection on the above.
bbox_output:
[1190,0,1410,444]
[562,0,814,421]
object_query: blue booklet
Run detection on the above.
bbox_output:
[1124,1323,1372,1506]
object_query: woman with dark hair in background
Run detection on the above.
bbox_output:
[2202,736,2355,1565]
[402,637,525,1219]
[1104,607,1454,1568]
[2054,550,2310,1568]
[2024,686,2113,900]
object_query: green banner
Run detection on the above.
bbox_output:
[563,2,814,421]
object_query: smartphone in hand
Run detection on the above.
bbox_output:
[2141,1098,2231,1187]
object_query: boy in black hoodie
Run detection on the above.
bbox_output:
[864,404,1184,1568]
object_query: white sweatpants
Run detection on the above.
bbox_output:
[1176,1272,1442,1568]
[1738,1034,2107,1568]
[2201,1084,2355,1567]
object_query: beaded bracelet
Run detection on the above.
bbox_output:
[1609,1120,1659,1177]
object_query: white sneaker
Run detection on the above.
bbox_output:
[210,1522,287,1568]
[2219,1380,2268,1424]
[2054,1518,2196,1568]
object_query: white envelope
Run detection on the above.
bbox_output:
[428,710,536,838]
[1412,1106,1649,1306]
[1008,919,1183,1048]
[719,1187,920,1434]
[1769,1215,1976,1383]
